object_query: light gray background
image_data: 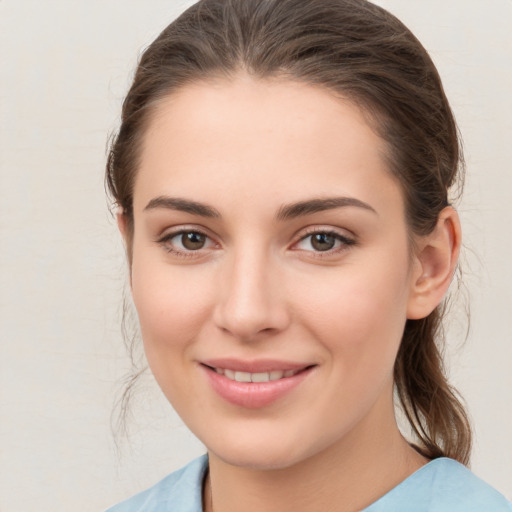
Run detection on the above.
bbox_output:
[0,1,510,510]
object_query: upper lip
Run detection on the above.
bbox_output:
[201,358,315,373]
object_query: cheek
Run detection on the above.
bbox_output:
[130,254,215,371]
[291,252,411,371]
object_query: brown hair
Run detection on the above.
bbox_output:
[107,0,471,464]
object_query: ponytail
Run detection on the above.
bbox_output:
[395,309,472,464]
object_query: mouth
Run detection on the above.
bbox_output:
[200,360,316,408]
[203,365,308,383]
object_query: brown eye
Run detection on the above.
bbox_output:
[181,231,206,250]
[294,230,355,254]
[310,233,336,251]
[158,229,217,256]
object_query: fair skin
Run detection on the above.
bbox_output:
[119,75,460,512]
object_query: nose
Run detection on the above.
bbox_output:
[213,247,290,341]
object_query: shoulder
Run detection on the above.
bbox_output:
[104,455,208,512]
[430,458,512,512]
[365,458,512,512]
[427,458,511,511]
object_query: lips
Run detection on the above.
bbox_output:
[200,359,315,408]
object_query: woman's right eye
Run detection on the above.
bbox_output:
[158,230,216,255]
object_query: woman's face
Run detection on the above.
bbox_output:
[128,76,423,470]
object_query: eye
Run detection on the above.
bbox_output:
[294,230,355,253]
[177,231,208,250]
[158,229,217,254]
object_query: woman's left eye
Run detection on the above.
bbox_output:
[294,231,355,253]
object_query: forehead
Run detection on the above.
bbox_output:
[134,75,402,217]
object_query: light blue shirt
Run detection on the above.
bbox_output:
[105,455,512,511]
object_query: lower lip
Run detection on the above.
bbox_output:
[201,365,314,409]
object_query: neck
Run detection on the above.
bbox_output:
[204,405,427,512]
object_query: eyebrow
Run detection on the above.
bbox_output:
[143,195,377,220]
[276,197,377,221]
[144,196,221,218]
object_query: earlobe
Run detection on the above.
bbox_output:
[407,207,461,320]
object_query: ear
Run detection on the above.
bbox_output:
[116,207,129,241]
[407,207,461,320]
[116,208,133,285]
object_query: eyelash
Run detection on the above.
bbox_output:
[157,228,215,259]
[156,227,356,259]
[292,228,356,258]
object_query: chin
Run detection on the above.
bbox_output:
[204,425,332,472]
[211,445,305,471]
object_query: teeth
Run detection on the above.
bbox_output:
[251,372,270,383]
[224,369,236,380]
[215,368,301,382]
[235,371,252,382]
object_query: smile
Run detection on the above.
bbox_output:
[212,367,302,382]
[201,361,316,408]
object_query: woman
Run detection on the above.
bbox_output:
[105,0,511,510]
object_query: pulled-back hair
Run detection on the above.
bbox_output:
[107,0,471,464]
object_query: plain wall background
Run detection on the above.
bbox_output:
[0,1,510,510]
